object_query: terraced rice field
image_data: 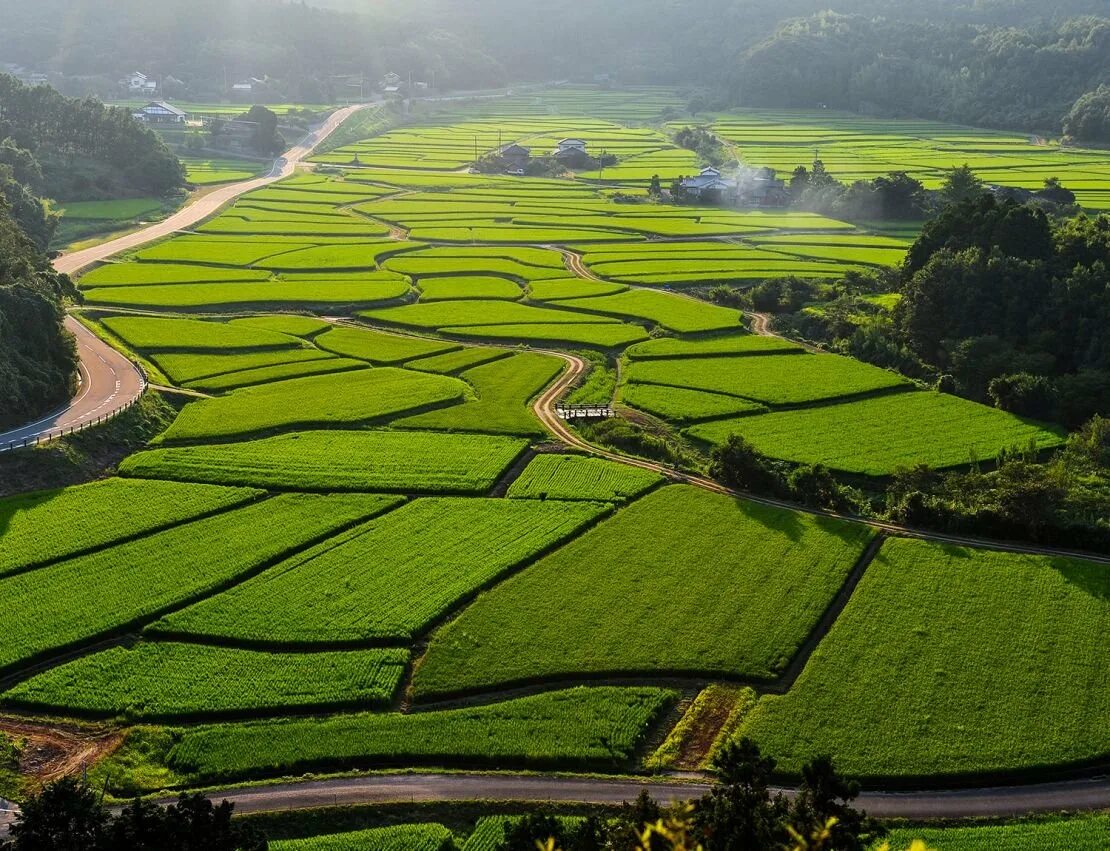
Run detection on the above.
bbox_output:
[121,431,528,493]
[506,454,663,502]
[180,156,268,186]
[272,824,455,851]
[313,325,458,364]
[713,109,1110,198]
[414,486,874,698]
[4,643,408,719]
[154,498,607,643]
[625,334,802,359]
[84,276,411,310]
[18,88,1105,791]
[735,538,1110,778]
[624,351,910,406]
[157,368,468,442]
[620,383,766,422]
[687,391,1067,475]
[166,686,675,780]
[397,352,563,436]
[0,479,261,578]
[0,494,399,673]
[879,813,1110,850]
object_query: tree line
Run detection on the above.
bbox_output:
[0,194,78,431]
[0,74,183,204]
[732,12,1109,140]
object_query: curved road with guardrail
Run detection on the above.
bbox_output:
[0,103,371,454]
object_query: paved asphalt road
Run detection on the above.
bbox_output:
[3,771,1106,829]
[0,103,370,452]
[51,103,367,278]
[188,772,1110,820]
[0,316,145,452]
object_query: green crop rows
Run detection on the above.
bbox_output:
[158,368,468,442]
[121,431,528,493]
[4,642,408,719]
[414,486,873,698]
[880,813,1110,851]
[625,352,910,406]
[735,537,1110,779]
[621,383,766,422]
[102,316,301,352]
[271,824,455,851]
[687,391,1067,475]
[167,687,675,780]
[0,494,399,673]
[186,358,366,392]
[397,352,563,437]
[0,479,261,578]
[313,325,458,364]
[506,454,662,502]
[154,498,607,643]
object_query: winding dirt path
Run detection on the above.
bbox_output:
[531,352,1110,565]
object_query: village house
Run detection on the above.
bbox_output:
[677,166,735,201]
[133,101,187,124]
[677,165,787,206]
[380,72,402,90]
[122,71,157,95]
[500,143,531,171]
[553,138,589,167]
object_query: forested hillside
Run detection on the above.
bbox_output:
[0,196,77,429]
[4,1,1106,138]
[0,76,171,429]
[0,74,183,211]
[735,12,1109,135]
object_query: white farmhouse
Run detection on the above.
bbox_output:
[133,101,187,124]
[123,72,157,95]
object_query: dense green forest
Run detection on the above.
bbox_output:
[0,194,78,430]
[0,74,184,208]
[734,12,1109,136]
[3,1,1106,137]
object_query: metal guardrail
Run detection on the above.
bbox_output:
[0,365,148,455]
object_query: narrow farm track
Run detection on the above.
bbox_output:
[532,352,1110,567]
[0,103,371,452]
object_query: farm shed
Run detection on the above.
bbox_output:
[500,144,532,169]
[134,101,187,124]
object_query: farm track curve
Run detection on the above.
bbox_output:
[531,350,1110,566]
